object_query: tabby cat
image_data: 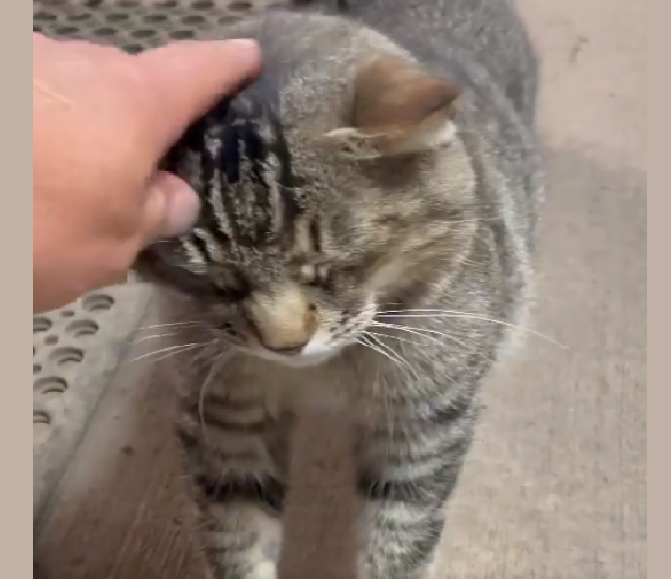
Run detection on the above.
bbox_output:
[135,0,542,577]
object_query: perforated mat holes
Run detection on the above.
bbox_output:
[82,292,115,312]
[33,291,115,434]
[229,1,254,10]
[33,0,288,53]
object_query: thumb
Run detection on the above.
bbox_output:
[139,171,201,246]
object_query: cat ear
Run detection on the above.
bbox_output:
[323,55,462,157]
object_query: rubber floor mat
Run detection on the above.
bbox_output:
[32,285,156,522]
[33,0,288,53]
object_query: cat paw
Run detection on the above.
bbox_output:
[253,561,277,579]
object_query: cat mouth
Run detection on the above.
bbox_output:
[240,336,346,368]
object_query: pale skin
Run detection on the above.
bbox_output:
[33,33,262,314]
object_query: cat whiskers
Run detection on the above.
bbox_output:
[134,320,206,332]
[366,329,434,351]
[131,320,211,344]
[364,329,462,387]
[370,320,469,350]
[377,309,571,351]
[130,341,214,364]
[358,333,418,378]
[132,332,179,343]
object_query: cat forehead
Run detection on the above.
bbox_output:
[165,80,312,241]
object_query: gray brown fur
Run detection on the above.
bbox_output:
[136,1,542,577]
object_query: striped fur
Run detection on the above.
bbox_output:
[135,1,542,577]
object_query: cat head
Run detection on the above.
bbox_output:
[135,12,477,368]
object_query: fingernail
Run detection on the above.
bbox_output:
[222,38,259,51]
[218,38,261,63]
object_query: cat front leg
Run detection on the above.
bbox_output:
[357,495,446,579]
[355,403,477,579]
[195,495,282,579]
[176,402,287,579]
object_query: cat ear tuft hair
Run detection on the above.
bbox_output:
[323,55,462,158]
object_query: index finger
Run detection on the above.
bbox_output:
[133,39,262,154]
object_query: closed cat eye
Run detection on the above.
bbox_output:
[215,267,244,288]
[211,268,252,300]
[297,263,335,289]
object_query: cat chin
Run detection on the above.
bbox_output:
[240,337,350,369]
[269,352,334,369]
[245,348,335,369]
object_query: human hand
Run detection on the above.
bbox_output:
[33,33,261,313]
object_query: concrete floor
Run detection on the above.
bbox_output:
[33,1,646,578]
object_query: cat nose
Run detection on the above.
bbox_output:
[262,341,308,356]
[246,286,317,356]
